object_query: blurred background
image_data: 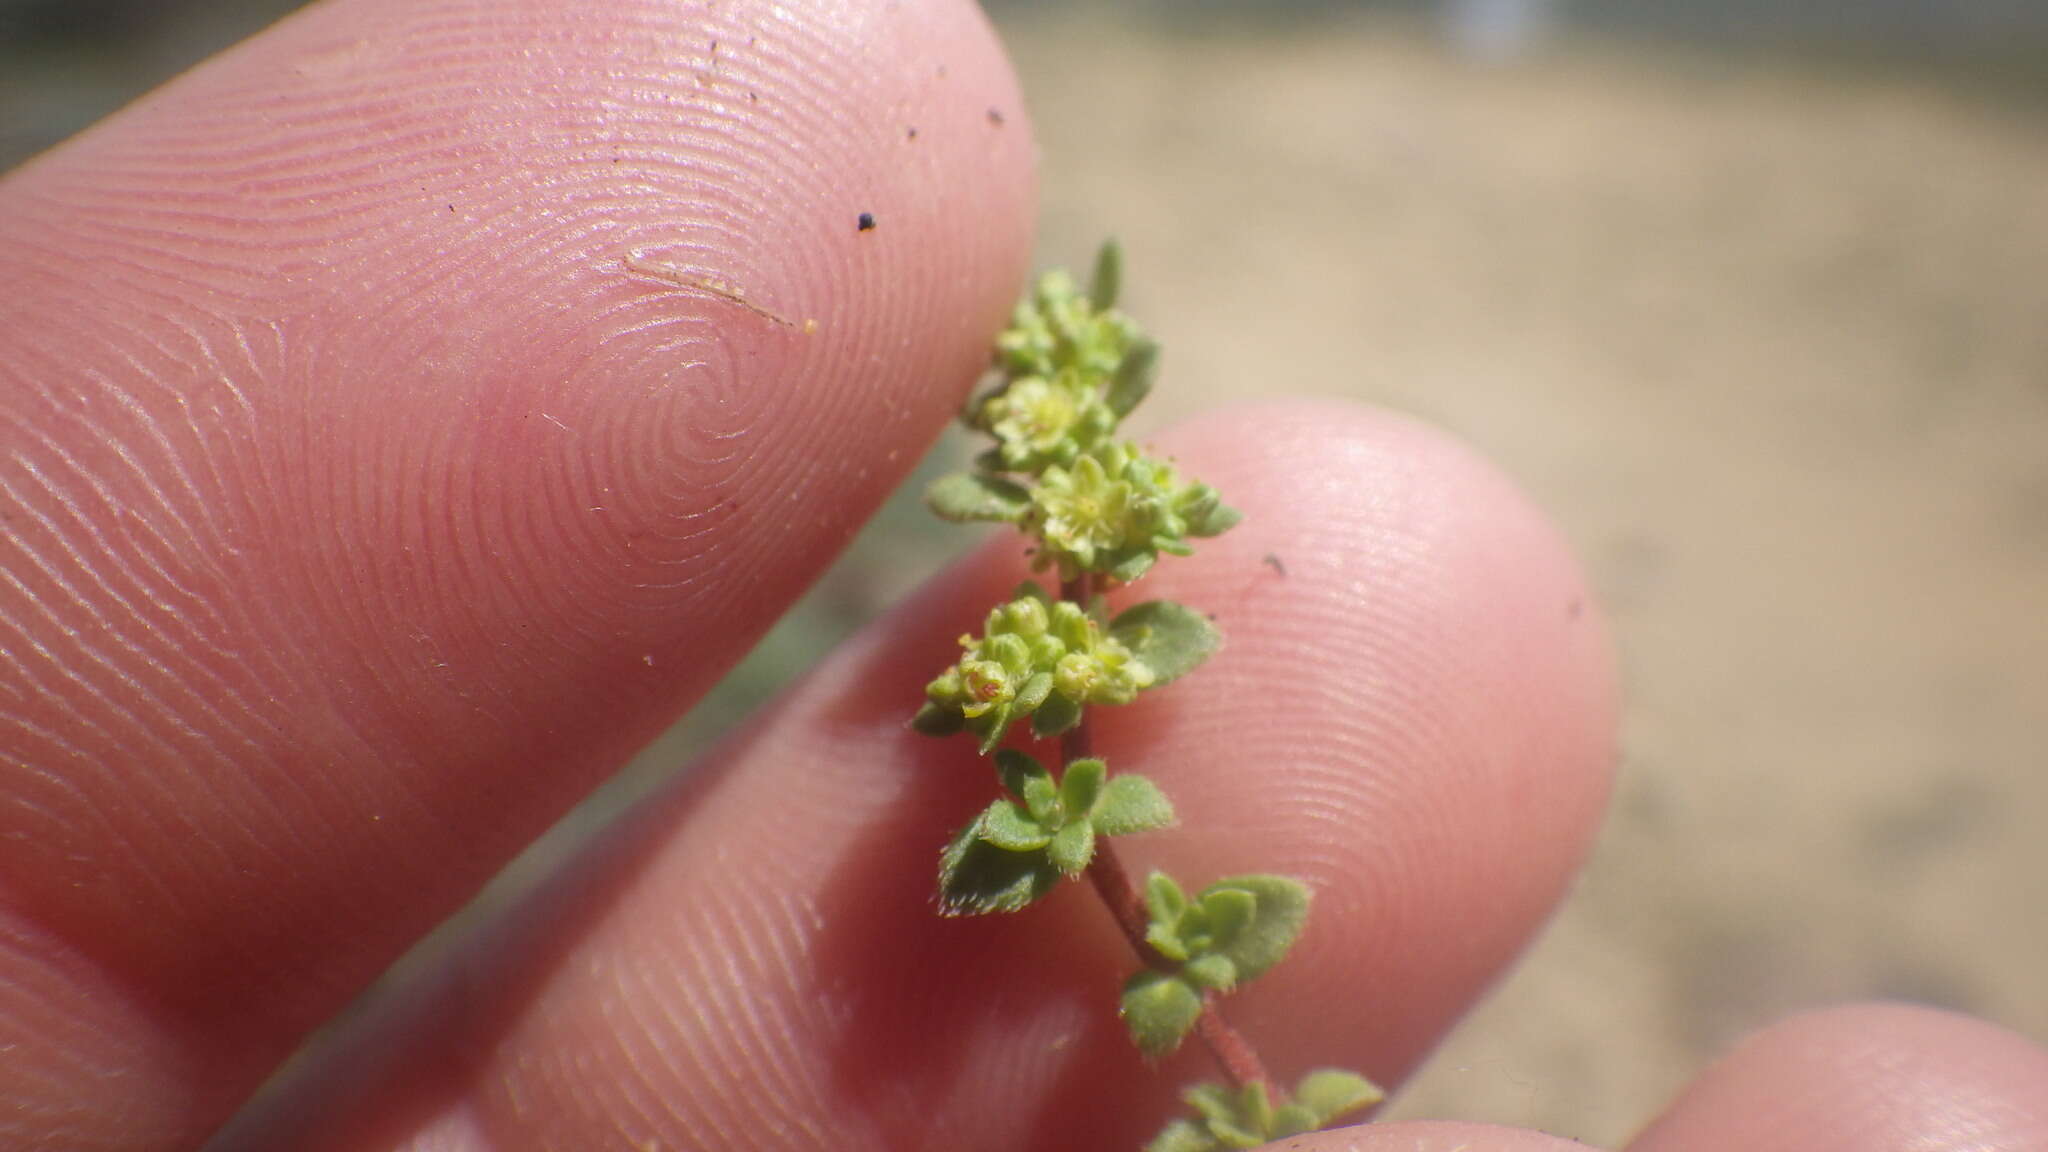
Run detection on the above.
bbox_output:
[6,0,2046,1143]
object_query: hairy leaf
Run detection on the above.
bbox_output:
[1030,690,1083,738]
[1090,239,1123,311]
[1092,774,1175,835]
[1107,337,1157,417]
[1181,485,1242,538]
[1182,952,1239,991]
[1109,600,1220,684]
[1059,757,1107,815]
[1293,1068,1384,1125]
[995,748,1048,801]
[978,800,1052,851]
[926,471,1031,523]
[1120,970,1203,1058]
[1107,549,1155,585]
[937,821,1061,916]
[1199,875,1310,983]
[1048,819,1096,876]
[1020,770,1060,824]
[1143,1119,1217,1152]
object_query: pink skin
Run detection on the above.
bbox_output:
[0,1,2041,1150]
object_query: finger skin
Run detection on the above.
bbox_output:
[0,0,1032,1146]
[1630,1003,2048,1152]
[269,401,1615,1152]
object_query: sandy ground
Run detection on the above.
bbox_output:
[994,9,2048,1142]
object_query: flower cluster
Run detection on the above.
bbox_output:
[974,366,1119,474]
[931,254,1238,587]
[914,583,1155,753]
[1029,441,1239,583]
[972,268,1137,472]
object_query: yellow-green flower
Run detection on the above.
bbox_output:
[975,369,1116,472]
[913,583,1157,752]
[1027,442,1241,583]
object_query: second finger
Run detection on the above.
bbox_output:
[259,401,1615,1152]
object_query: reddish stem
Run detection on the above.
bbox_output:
[1060,574,1273,1093]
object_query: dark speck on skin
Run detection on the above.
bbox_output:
[857,212,876,232]
[907,126,918,140]
[987,106,1005,126]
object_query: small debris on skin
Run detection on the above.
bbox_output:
[857,212,877,232]
[1262,553,1288,577]
[987,106,1005,126]
[907,126,919,140]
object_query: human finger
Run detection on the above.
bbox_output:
[241,400,1615,1151]
[0,0,1033,1146]
[1628,1003,2048,1152]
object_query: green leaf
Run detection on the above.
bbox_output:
[995,749,1048,800]
[1119,970,1203,1058]
[973,446,1010,473]
[1090,239,1123,311]
[1020,770,1060,823]
[978,800,1052,851]
[972,702,1012,754]
[936,820,1062,915]
[1182,952,1239,991]
[1109,600,1219,685]
[1107,550,1155,585]
[1144,871,1192,961]
[1182,1083,1239,1127]
[1030,690,1082,738]
[1180,485,1242,538]
[1059,757,1107,814]
[1198,875,1310,983]
[1091,773,1175,835]
[1106,336,1157,417]
[1206,1117,1262,1149]
[1197,887,1257,948]
[1013,670,1054,715]
[910,701,962,736]
[1048,819,1096,876]
[1292,1068,1385,1125]
[1269,1104,1320,1138]
[1237,1082,1276,1140]
[926,471,1031,523]
[1145,871,1188,924]
[1144,1119,1218,1152]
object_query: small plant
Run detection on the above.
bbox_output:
[913,243,1383,1150]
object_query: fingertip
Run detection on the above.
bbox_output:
[1631,1002,2048,1152]
[1094,399,1617,1082]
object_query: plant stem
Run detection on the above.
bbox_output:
[1061,575,1274,1093]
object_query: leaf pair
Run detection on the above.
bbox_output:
[937,753,1176,917]
[1146,1070,1384,1152]
[1119,873,1309,1057]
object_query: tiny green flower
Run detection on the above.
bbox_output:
[974,259,1145,474]
[1026,442,1240,583]
[975,368,1118,473]
[915,583,1156,751]
[1033,451,1132,570]
[993,267,1136,382]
